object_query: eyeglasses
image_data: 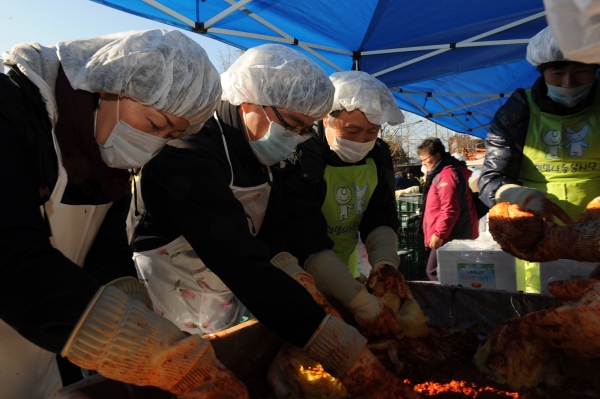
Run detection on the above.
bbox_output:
[267,106,314,137]
[419,155,435,163]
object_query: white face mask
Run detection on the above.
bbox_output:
[546,80,594,108]
[244,108,311,166]
[96,98,170,169]
[330,135,376,163]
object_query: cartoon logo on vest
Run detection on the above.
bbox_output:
[542,130,562,160]
[350,183,369,216]
[335,187,352,221]
[563,125,590,157]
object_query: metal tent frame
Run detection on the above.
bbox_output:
[94,0,547,137]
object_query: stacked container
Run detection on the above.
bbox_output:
[396,194,428,280]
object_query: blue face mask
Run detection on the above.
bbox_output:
[244,108,312,166]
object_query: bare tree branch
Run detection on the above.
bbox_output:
[214,44,245,73]
[379,111,483,166]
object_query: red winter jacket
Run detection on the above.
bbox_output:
[422,165,479,247]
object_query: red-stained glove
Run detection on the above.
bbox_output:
[489,201,600,262]
[368,264,414,301]
[304,250,399,337]
[523,279,600,358]
[495,184,572,224]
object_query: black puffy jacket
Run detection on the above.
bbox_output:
[478,76,599,207]
[280,123,400,266]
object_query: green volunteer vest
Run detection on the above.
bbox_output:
[516,88,600,293]
[321,158,378,277]
[520,89,600,221]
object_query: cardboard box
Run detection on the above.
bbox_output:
[437,238,521,291]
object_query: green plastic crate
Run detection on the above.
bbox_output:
[396,198,427,281]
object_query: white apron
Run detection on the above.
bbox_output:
[134,116,271,334]
[0,132,112,399]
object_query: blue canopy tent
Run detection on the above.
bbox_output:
[92,0,547,138]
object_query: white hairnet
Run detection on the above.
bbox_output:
[220,44,334,120]
[57,29,221,134]
[526,26,566,66]
[545,0,600,65]
[329,71,404,126]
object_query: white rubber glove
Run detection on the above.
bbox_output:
[365,227,413,303]
[270,252,367,376]
[495,184,572,224]
[270,253,412,399]
[395,185,420,199]
[305,250,399,337]
[495,184,546,212]
[365,226,400,271]
[62,285,248,399]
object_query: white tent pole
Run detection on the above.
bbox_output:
[398,91,430,115]
[203,0,253,29]
[459,40,530,47]
[467,11,546,42]
[471,123,491,131]
[392,90,517,97]
[431,95,483,131]
[207,28,290,43]
[141,0,196,28]
[372,11,546,77]
[299,43,344,71]
[434,112,498,117]
[363,45,455,55]
[429,95,488,132]
[362,39,530,55]
[373,48,448,77]
[451,114,471,130]
[469,113,485,128]
[431,96,503,116]
[223,0,350,55]
[430,96,447,113]
[220,0,347,67]
[223,0,294,41]
[306,43,353,55]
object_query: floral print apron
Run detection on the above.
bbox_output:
[133,114,271,334]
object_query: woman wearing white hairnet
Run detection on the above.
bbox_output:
[129,47,412,399]
[0,29,248,399]
[479,26,600,233]
[479,20,600,371]
[279,70,411,339]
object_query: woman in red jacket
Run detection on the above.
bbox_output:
[418,138,479,280]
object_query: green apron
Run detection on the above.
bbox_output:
[321,158,377,277]
[516,88,600,292]
[521,89,600,221]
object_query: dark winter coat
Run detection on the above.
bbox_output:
[478,76,599,207]
[128,101,326,347]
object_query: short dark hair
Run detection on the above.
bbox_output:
[404,167,413,174]
[417,137,445,157]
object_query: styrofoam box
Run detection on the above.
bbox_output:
[539,259,598,294]
[437,238,519,291]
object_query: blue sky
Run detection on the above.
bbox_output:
[1,0,232,70]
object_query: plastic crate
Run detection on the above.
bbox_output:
[398,248,428,281]
[398,217,423,248]
[396,194,422,214]
[397,202,428,281]
[396,194,422,231]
